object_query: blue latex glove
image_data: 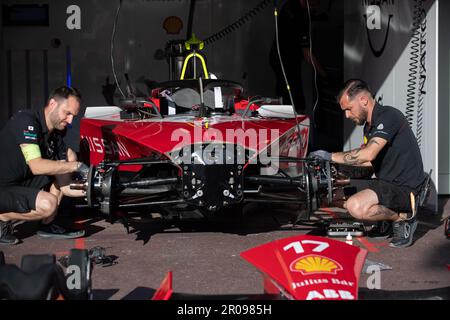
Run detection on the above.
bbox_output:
[308,150,332,161]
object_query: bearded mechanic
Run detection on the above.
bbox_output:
[0,86,89,245]
[310,79,427,248]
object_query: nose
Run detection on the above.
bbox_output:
[345,110,351,119]
[66,114,74,124]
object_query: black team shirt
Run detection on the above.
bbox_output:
[364,103,426,191]
[0,109,66,186]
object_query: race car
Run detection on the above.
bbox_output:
[75,77,344,223]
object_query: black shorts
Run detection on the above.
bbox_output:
[343,179,416,212]
[0,175,52,213]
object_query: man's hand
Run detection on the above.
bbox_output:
[309,150,332,161]
[72,162,90,181]
[67,148,77,162]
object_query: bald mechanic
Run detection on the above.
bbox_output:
[0,86,89,245]
[310,79,426,248]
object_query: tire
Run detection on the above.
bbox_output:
[21,254,56,273]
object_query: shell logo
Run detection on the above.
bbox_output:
[163,16,183,35]
[290,255,342,275]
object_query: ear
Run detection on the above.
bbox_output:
[47,98,58,112]
[360,95,369,107]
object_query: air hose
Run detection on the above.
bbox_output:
[204,0,272,45]
[111,0,126,99]
[416,4,427,149]
[406,0,426,147]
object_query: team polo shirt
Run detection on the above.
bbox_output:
[0,109,67,185]
[363,103,426,191]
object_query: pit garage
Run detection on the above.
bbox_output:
[0,0,449,303]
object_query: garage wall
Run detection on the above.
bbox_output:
[438,0,450,194]
[0,0,276,119]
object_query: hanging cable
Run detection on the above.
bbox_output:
[274,7,295,111]
[306,0,319,127]
[415,2,427,148]
[111,0,126,99]
[274,4,304,155]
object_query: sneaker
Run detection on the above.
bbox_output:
[367,221,393,239]
[0,221,19,245]
[37,222,85,239]
[389,217,418,248]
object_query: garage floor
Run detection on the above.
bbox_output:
[2,197,449,300]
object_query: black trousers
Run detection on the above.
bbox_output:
[0,175,52,213]
[343,179,417,212]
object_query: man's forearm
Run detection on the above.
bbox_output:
[28,158,79,176]
[332,148,372,166]
[60,184,86,198]
[55,170,86,198]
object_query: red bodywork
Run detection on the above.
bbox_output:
[241,235,367,300]
[80,107,310,170]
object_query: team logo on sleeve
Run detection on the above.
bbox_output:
[23,130,38,141]
[377,123,384,130]
[28,126,34,131]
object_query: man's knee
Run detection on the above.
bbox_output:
[36,192,58,218]
[346,197,367,220]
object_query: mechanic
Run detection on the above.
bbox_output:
[0,86,89,245]
[269,0,326,114]
[309,79,426,248]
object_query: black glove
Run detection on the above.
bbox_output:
[309,150,332,161]
[72,162,90,181]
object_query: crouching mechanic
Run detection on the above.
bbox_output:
[310,79,426,248]
[0,86,89,245]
